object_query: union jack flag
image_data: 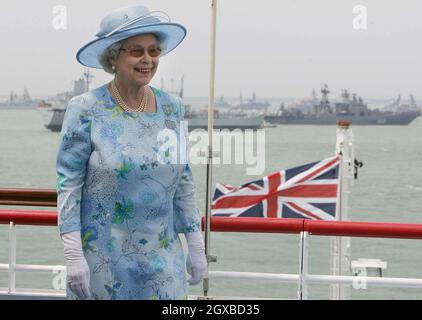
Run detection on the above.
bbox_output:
[211,156,341,220]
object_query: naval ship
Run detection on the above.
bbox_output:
[264,85,420,125]
[43,70,93,132]
[236,91,270,111]
[44,75,264,132]
[184,106,264,131]
[0,86,38,109]
[45,103,264,132]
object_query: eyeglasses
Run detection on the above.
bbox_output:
[119,45,162,58]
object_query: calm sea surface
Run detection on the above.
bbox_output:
[1,105,422,299]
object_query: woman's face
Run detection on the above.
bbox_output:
[112,33,160,87]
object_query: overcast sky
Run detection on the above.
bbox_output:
[1,0,421,100]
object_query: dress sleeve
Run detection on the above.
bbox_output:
[172,96,201,234]
[56,96,92,235]
[173,164,201,234]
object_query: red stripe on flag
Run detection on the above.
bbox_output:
[267,172,282,217]
[297,157,339,184]
[212,195,266,209]
[246,184,261,191]
[286,202,322,220]
[278,184,337,198]
[222,184,236,191]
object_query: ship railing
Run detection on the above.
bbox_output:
[204,217,422,300]
[1,188,422,299]
[0,188,63,299]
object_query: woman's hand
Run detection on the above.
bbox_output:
[66,259,92,299]
[61,231,93,299]
[185,231,207,285]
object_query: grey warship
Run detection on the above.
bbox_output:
[184,106,263,131]
[44,70,92,132]
[44,74,264,132]
[0,86,38,109]
[264,84,420,125]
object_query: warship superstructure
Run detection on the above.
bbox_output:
[264,84,420,125]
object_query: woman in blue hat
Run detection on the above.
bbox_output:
[56,5,207,300]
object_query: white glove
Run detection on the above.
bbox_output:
[185,231,207,285]
[61,230,92,299]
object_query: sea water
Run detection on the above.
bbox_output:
[1,106,422,300]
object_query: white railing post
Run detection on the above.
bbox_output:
[8,222,17,294]
[297,231,309,300]
[331,121,353,299]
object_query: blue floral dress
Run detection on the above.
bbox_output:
[56,84,201,300]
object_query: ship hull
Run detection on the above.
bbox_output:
[0,103,37,110]
[44,109,65,132]
[187,116,264,130]
[264,112,420,125]
[44,110,264,132]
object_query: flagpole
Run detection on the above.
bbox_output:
[330,120,353,300]
[331,121,345,299]
[203,0,218,297]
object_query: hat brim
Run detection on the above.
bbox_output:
[76,22,186,68]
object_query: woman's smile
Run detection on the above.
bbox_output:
[134,67,152,75]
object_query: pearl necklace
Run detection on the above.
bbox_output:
[111,79,152,112]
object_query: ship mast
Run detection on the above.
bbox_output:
[179,75,184,99]
[160,76,185,98]
[409,94,416,107]
[342,89,350,101]
[319,84,331,113]
[395,94,401,107]
[83,68,93,92]
[22,85,32,102]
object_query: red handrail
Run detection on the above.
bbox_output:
[201,216,422,240]
[0,188,56,207]
[2,210,422,240]
[204,216,304,234]
[304,219,422,239]
[0,210,57,226]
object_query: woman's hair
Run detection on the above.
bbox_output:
[98,33,167,74]
[98,41,123,74]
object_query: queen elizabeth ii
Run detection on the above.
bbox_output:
[56,5,207,300]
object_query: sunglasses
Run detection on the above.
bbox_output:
[119,45,162,58]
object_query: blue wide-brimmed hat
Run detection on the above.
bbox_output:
[76,5,187,68]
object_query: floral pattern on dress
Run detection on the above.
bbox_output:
[56,85,200,300]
